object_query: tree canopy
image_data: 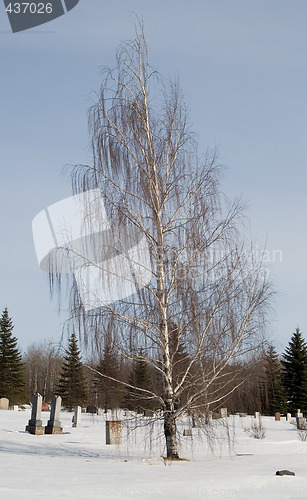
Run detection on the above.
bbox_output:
[57,333,88,409]
[0,307,25,404]
[50,26,273,458]
[282,328,307,413]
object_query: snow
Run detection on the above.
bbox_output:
[0,409,306,499]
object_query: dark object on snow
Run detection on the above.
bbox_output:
[86,405,97,414]
[276,470,295,476]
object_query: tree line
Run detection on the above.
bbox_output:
[1,307,306,415]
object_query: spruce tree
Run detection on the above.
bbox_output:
[93,339,121,410]
[57,333,87,409]
[0,307,25,404]
[282,328,307,414]
[124,353,155,413]
[264,345,287,414]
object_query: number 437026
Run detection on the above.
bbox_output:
[5,3,53,14]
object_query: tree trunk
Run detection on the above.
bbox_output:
[164,399,179,459]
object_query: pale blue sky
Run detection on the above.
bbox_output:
[0,0,306,353]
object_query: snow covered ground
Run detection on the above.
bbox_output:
[0,409,306,499]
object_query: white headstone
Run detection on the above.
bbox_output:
[287,413,292,422]
[45,395,62,434]
[0,398,9,410]
[296,417,307,430]
[255,412,260,419]
[28,393,43,426]
[73,406,81,427]
[219,408,227,418]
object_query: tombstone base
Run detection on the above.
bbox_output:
[26,425,45,435]
[47,419,61,428]
[45,426,63,435]
[106,437,122,445]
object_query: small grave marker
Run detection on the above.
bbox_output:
[45,395,62,434]
[72,406,81,428]
[86,405,97,414]
[106,421,122,445]
[26,393,44,435]
[219,408,227,418]
[296,416,307,430]
[0,398,9,410]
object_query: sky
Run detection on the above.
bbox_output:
[0,0,306,354]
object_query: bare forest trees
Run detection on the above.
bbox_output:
[51,28,272,458]
[23,342,62,402]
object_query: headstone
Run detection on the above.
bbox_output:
[183,428,192,436]
[12,405,19,411]
[0,398,9,410]
[72,406,81,428]
[86,405,97,414]
[42,401,50,411]
[255,412,260,419]
[275,412,280,421]
[106,421,122,445]
[191,414,200,426]
[45,395,62,434]
[296,409,303,418]
[296,416,307,430]
[219,408,227,418]
[26,393,44,435]
[286,413,292,422]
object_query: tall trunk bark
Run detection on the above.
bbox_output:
[142,88,180,459]
[164,398,179,458]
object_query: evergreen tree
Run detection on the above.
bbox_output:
[93,339,122,410]
[0,307,25,404]
[282,328,307,414]
[264,345,287,414]
[57,333,87,409]
[124,353,156,413]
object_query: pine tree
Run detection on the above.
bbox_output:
[0,307,25,404]
[282,328,307,414]
[57,333,87,409]
[93,339,121,410]
[264,345,287,414]
[124,353,156,413]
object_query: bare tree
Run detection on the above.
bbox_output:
[23,342,62,403]
[51,26,272,458]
